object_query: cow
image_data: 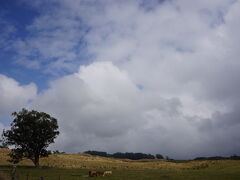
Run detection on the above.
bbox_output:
[103,171,112,176]
[89,171,97,177]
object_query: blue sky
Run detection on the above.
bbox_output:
[0,0,48,91]
[1,0,240,159]
[0,0,90,91]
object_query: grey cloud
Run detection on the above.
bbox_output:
[30,62,191,157]
[1,0,240,159]
[28,61,239,159]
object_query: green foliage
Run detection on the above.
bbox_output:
[52,150,65,154]
[194,155,240,160]
[2,109,59,167]
[156,154,164,159]
[84,151,156,160]
[84,150,108,157]
[112,152,155,160]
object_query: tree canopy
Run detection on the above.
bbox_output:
[2,108,59,167]
[84,150,158,160]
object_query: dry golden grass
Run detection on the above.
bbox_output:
[0,148,222,170]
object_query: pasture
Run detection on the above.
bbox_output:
[1,149,240,179]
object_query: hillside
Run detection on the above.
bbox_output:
[0,148,237,170]
[0,148,177,169]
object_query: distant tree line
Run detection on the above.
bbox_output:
[51,150,66,154]
[84,150,240,161]
[111,152,155,160]
[194,155,240,160]
[84,150,164,160]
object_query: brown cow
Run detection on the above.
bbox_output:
[89,171,97,177]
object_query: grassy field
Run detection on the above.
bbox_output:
[0,149,240,179]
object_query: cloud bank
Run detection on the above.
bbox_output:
[1,0,240,159]
[31,62,204,158]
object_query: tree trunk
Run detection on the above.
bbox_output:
[34,156,40,168]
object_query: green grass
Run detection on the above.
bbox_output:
[1,149,240,179]
[1,162,240,180]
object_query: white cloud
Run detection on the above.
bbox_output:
[2,0,240,158]
[28,61,238,159]
[0,16,16,50]
[32,62,141,149]
[0,74,37,118]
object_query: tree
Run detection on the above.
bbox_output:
[2,109,59,167]
[156,154,164,159]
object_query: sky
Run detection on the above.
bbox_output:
[0,0,240,159]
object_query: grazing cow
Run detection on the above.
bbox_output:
[89,171,97,177]
[103,171,112,176]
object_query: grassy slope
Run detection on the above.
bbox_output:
[1,148,240,179]
[0,148,212,169]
